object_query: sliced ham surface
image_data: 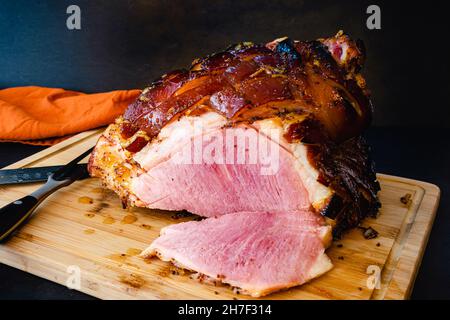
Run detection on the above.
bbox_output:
[142,210,333,297]
[132,120,315,217]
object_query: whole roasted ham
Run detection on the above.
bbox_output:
[89,31,380,297]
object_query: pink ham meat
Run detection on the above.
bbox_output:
[141,210,333,297]
[88,32,381,297]
[132,124,312,217]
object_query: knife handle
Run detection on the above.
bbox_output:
[0,177,71,243]
[0,196,39,242]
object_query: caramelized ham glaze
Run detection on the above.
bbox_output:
[121,32,371,144]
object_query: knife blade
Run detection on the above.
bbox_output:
[0,164,88,185]
[0,148,93,242]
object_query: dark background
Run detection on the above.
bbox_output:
[1,0,450,127]
[0,0,449,299]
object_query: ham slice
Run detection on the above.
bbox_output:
[142,210,333,297]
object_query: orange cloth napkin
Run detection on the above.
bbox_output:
[0,86,140,145]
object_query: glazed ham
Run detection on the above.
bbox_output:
[89,31,380,296]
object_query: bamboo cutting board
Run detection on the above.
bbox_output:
[0,129,440,300]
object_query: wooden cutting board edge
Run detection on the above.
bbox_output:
[3,129,103,170]
[369,175,440,299]
[0,129,441,300]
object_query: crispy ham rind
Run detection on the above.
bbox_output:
[121,33,371,143]
[88,32,380,297]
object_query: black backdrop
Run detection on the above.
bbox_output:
[1,0,449,128]
[1,0,450,300]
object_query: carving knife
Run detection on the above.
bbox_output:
[0,148,93,242]
[0,164,87,185]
